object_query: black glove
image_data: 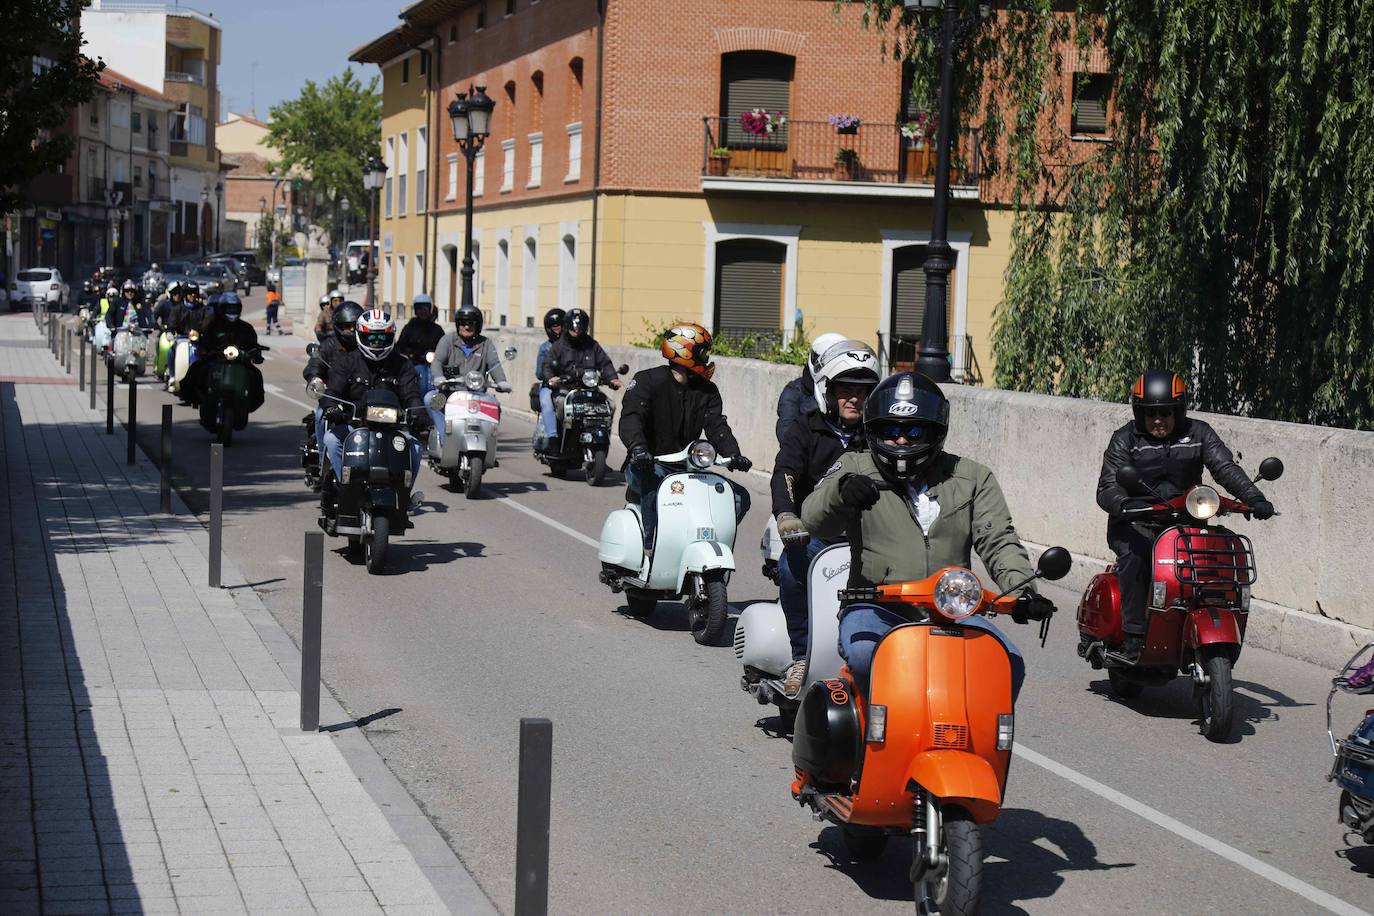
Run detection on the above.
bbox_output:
[728,455,752,472]
[1012,592,1057,625]
[1249,499,1275,520]
[838,473,881,513]
[630,445,654,469]
[322,404,347,423]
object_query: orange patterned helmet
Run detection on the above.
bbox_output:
[661,323,715,379]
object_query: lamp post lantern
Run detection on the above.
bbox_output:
[362,155,387,308]
[448,85,494,317]
[903,0,990,383]
[199,187,209,257]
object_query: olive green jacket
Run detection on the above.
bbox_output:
[800,451,1036,594]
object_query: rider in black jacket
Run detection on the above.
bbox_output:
[619,322,751,551]
[1095,369,1274,662]
[536,308,619,452]
[182,293,264,410]
[396,294,446,393]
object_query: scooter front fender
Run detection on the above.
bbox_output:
[677,539,735,590]
[366,485,400,513]
[905,750,1004,825]
[1185,607,1243,660]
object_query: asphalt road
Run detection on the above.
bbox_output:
[101,293,1373,915]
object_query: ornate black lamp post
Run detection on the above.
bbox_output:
[362,155,387,307]
[447,85,495,313]
[199,187,209,257]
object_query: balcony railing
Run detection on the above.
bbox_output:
[701,117,984,188]
[166,70,204,85]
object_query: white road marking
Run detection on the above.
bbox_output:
[1013,745,1368,916]
[262,382,316,412]
[496,488,1367,916]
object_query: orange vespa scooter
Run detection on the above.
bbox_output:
[791,547,1071,915]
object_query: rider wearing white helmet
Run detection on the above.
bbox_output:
[770,338,880,696]
[775,332,848,444]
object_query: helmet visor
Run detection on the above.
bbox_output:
[359,330,393,351]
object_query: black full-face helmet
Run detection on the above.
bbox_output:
[455,304,483,337]
[1130,368,1188,433]
[862,372,950,484]
[218,292,243,322]
[333,301,364,347]
[566,308,590,342]
[543,308,566,342]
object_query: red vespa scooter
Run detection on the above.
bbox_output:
[1077,457,1283,741]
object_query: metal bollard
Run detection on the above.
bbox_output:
[105,359,115,434]
[62,328,69,371]
[79,335,86,391]
[514,717,553,916]
[126,377,137,466]
[160,405,173,514]
[299,531,324,732]
[90,341,98,411]
[209,443,223,588]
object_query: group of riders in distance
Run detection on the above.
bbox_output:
[76,282,1374,914]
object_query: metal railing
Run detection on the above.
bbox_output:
[166,70,204,85]
[877,333,982,385]
[702,117,984,187]
[714,325,786,360]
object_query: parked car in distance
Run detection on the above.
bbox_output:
[265,256,303,288]
[226,250,267,286]
[162,260,196,288]
[190,263,232,296]
[206,256,252,295]
[9,268,70,311]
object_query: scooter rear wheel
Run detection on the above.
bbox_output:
[624,589,656,619]
[841,828,887,861]
[1107,669,1145,700]
[1198,653,1234,742]
[916,811,981,916]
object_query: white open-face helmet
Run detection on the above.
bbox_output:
[807,333,848,377]
[813,338,880,414]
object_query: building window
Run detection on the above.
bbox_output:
[419,51,428,76]
[889,244,955,370]
[131,111,142,132]
[495,237,510,324]
[384,136,395,217]
[402,58,410,84]
[1071,73,1112,136]
[521,234,537,324]
[415,126,428,214]
[720,51,793,148]
[397,131,409,216]
[111,99,130,129]
[383,256,393,304]
[714,238,785,340]
[449,24,457,43]
[398,254,407,305]
[133,166,142,188]
[500,138,515,192]
[527,132,542,188]
[414,254,425,303]
[473,148,485,197]
[446,153,458,201]
[385,175,394,218]
[558,233,576,309]
[476,2,486,30]
[565,122,582,182]
[505,0,515,16]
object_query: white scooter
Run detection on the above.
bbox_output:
[110,325,152,381]
[168,330,196,397]
[426,368,503,499]
[598,440,746,645]
[760,516,783,584]
[735,542,848,720]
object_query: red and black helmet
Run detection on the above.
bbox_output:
[1130,368,1187,432]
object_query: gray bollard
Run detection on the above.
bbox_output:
[105,359,115,434]
[90,341,98,411]
[299,531,324,732]
[79,335,86,391]
[126,376,137,466]
[209,443,223,588]
[514,717,553,916]
[62,328,68,371]
[160,404,173,514]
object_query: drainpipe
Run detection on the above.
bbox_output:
[429,34,442,296]
[591,0,606,329]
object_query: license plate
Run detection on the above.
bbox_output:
[580,433,594,443]
[697,527,714,540]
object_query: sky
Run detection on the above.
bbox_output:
[194,0,401,121]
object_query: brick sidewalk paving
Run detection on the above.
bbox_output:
[0,317,492,914]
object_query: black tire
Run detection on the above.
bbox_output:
[218,405,234,447]
[842,829,887,861]
[586,448,607,486]
[346,534,362,555]
[1198,653,1234,742]
[465,455,484,500]
[689,572,729,646]
[624,589,656,619]
[365,515,390,574]
[916,809,982,916]
[548,461,568,479]
[1107,669,1145,700]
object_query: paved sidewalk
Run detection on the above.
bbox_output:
[0,316,492,914]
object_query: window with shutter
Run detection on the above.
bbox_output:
[715,239,785,337]
[1072,73,1112,135]
[890,244,957,370]
[720,52,792,149]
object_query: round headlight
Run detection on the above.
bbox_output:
[687,441,717,470]
[425,351,436,364]
[188,329,199,341]
[582,369,600,388]
[466,370,484,391]
[1185,485,1221,521]
[934,569,983,621]
[223,345,240,360]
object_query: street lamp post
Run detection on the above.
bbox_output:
[199,187,209,258]
[361,156,387,308]
[214,181,223,251]
[905,0,989,383]
[339,196,351,286]
[448,85,495,316]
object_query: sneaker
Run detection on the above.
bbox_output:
[782,660,807,698]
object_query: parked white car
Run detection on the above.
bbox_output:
[9,268,69,311]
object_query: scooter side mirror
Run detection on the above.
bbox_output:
[1115,464,1142,493]
[306,343,319,357]
[504,346,517,360]
[1036,546,1073,582]
[617,364,630,376]
[1257,456,1284,482]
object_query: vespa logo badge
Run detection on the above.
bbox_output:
[670,481,685,494]
[890,401,920,417]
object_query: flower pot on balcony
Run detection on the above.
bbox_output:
[836,124,859,135]
[707,155,730,177]
[832,159,859,181]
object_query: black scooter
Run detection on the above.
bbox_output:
[534,364,628,485]
[317,389,425,574]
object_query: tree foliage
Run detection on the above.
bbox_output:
[850,1,1374,429]
[264,69,381,232]
[0,0,104,214]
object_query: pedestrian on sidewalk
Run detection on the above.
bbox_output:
[265,283,283,335]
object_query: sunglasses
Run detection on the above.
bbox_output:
[1144,407,1173,418]
[874,422,929,442]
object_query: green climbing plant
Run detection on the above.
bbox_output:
[846,0,1374,429]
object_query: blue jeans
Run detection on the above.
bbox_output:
[779,537,827,661]
[415,364,446,446]
[838,604,1025,702]
[313,407,327,465]
[538,386,558,436]
[324,423,422,481]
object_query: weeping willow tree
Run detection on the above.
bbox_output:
[851,1,1374,429]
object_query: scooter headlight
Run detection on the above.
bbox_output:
[933,568,983,621]
[1185,485,1220,521]
[223,345,239,361]
[188,329,199,341]
[366,405,400,424]
[426,390,447,412]
[582,369,600,388]
[465,370,484,391]
[425,350,436,364]
[687,440,717,470]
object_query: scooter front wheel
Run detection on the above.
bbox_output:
[916,810,981,916]
[1198,653,1234,742]
[688,572,729,646]
[465,456,484,500]
[586,448,607,486]
[365,515,390,574]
